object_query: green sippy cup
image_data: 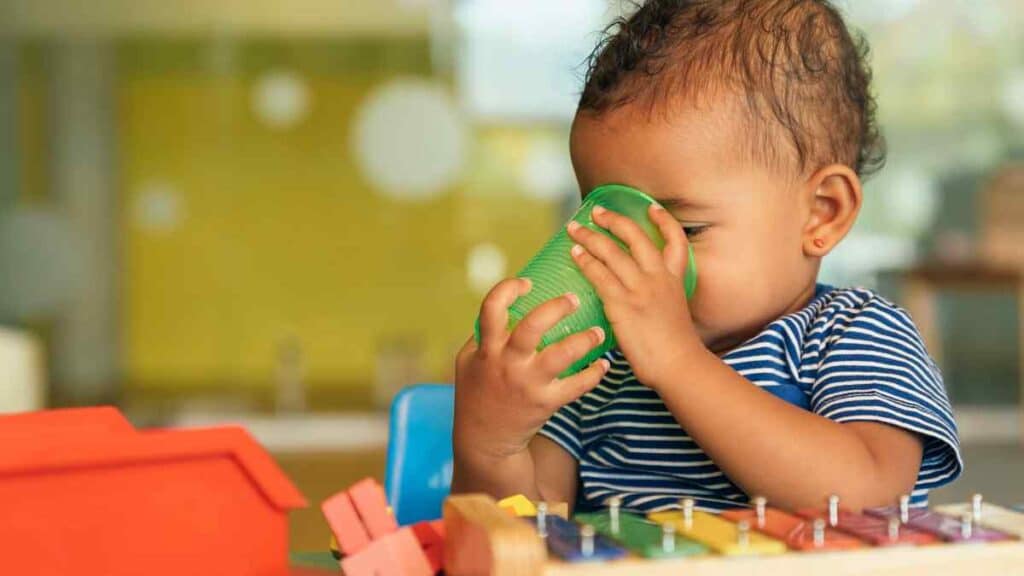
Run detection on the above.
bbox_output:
[474,184,697,377]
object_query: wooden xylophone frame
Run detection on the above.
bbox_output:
[544,541,1024,576]
[445,494,1024,576]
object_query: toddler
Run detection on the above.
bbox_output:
[452,0,960,514]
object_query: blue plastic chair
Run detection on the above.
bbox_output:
[384,383,455,525]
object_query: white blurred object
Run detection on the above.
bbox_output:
[840,0,922,24]
[819,233,917,288]
[352,78,468,201]
[1002,69,1024,127]
[133,181,184,234]
[374,337,426,410]
[252,70,311,129]
[171,412,389,453]
[0,327,45,413]
[0,207,80,318]
[454,0,606,122]
[886,169,939,235]
[521,138,576,201]
[275,336,307,413]
[466,242,508,294]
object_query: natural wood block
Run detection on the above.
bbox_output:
[444,494,546,576]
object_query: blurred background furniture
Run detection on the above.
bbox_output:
[384,383,455,526]
[885,163,1024,444]
[0,327,45,413]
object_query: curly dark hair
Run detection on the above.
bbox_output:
[578,0,886,178]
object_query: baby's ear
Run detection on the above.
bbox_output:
[801,164,863,257]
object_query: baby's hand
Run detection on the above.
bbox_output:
[453,278,609,463]
[567,204,703,388]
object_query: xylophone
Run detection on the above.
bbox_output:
[321,479,1024,576]
[445,492,1024,576]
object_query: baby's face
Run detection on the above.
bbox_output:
[569,103,821,354]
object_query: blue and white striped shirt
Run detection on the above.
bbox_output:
[539,284,962,513]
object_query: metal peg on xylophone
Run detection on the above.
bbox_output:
[828,495,840,528]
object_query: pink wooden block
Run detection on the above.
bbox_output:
[321,491,370,556]
[340,527,433,576]
[348,477,398,539]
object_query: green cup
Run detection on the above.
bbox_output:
[474,184,697,377]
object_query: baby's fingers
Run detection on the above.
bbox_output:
[649,204,689,277]
[507,293,581,357]
[478,278,532,352]
[536,327,607,379]
[546,357,610,408]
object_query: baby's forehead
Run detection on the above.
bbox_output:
[569,97,800,193]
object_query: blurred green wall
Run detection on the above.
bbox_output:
[117,39,565,396]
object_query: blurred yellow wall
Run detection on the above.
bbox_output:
[117,40,563,394]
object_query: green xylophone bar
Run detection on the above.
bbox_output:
[575,497,707,559]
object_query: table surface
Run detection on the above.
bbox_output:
[290,551,338,571]
[292,541,1024,575]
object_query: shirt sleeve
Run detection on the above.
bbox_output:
[537,394,584,460]
[810,291,963,493]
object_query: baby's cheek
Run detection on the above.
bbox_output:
[687,247,777,337]
[686,258,737,330]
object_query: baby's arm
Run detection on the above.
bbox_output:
[651,349,923,511]
[452,434,579,508]
[450,278,605,507]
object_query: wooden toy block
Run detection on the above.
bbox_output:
[937,501,1024,539]
[497,495,569,519]
[648,509,786,556]
[443,494,546,576]
[340,526,433,576]
[575,510,707,558]
[721,507,864,551]
[349,477,399,539]
[0,407,307,576]
[525,514,628,562]
[411,519,446,573]
[499,494,537,517]
[321,490,371,556]
[866,506,1015,543]
[796,507,937,547]
[419,543,444,575]
[411,519,445,547]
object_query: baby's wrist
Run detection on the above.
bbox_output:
[453,422,531,466]
[645,338,713,392]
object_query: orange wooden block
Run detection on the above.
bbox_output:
[0,407,306,576]
[321,491,371,556]
[411,519,445,547]
[721,507,864,551]
[421,544,444,574]
[340,527,433,576]
[349,477,399,539]
[412,519,446,573]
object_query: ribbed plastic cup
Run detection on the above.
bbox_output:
[475,184,697,377]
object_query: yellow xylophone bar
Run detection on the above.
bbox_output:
[647,508,787,556]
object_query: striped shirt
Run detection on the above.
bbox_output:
[539,284,962,513]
